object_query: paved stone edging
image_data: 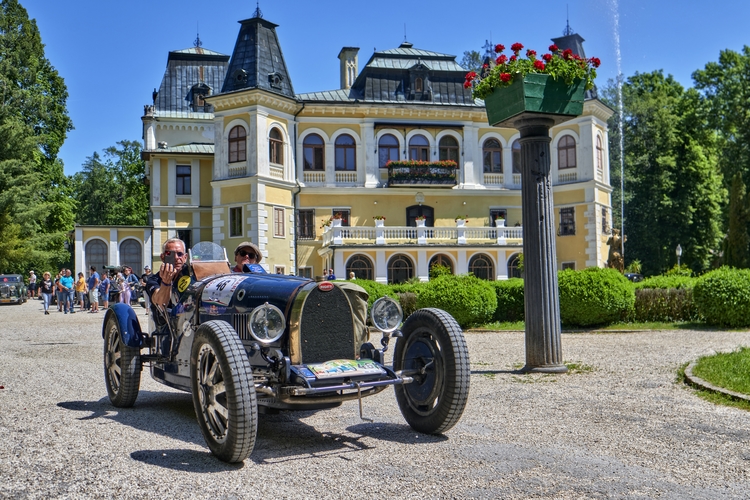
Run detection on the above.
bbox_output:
[684,360,750,402]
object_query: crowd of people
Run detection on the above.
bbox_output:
[28,265,149,315]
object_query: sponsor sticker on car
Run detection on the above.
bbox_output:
[306,359,386,379]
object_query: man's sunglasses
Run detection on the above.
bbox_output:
[238,250,256,258]
[164,251,185,257]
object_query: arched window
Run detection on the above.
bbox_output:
[512,140,521,174]
[346,254,374,280]
[415,77,423,93]
[120,239,142,275]
[439,136,459,162]
[483,138,502,173]
[269,127,284,165]
[469,254,495,281]
[303,134,324,171]
[378,134,400,168]
[508,253,522,279]
[409,135,430,161]
[558,135,576,169]
[429,254,453,275]
[229,126,247,163]
[85,240,108,276]
[388,254,414,284]
[335,134,356,171]
[596,135,604,171]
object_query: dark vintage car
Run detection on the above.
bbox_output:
[0,274,27,305]
[102,242,470,463]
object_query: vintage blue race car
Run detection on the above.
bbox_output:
[102,242,470,463]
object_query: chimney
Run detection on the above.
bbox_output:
[338,47,359,90]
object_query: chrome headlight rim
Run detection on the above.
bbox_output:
[370,296,403,333]
[248,302,286,344]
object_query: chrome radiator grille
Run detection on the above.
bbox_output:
[233,313,252,341]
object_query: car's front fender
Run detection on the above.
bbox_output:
[102,303,143,348]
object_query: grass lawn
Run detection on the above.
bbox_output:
[692,347,750,395]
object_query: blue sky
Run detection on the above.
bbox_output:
[18,0,750,176]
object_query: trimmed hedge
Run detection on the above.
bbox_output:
[694,267,750,327]
[558,267,635,326]
[635,275,696,290]
[632,288,699,322]
[415,274,497,328]
[491,278,525,322]
[352,279,395,308]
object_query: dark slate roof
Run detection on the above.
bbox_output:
[551,32,597,100]
[298,42,477,106]
[220,16,295,98]
[155,47,230,113]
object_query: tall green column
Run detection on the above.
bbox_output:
[516,117,567,373]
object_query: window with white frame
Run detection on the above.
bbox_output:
[176,165,191,195]
[269,127,284,165]
[561,262,576,270]
[229,207,242,237]
[229,126,247,163]
[273,207,285,237]
[559,207,575,236]
[558,135,577,169]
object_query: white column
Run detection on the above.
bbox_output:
[457,249,467,275]
[167,159,176,206]
[151,158,161,206]
[75,227,84,274]
[191,159,200,206]
[255,110,268,178]
[375,250,387,284]
[417,249,428,282]
[143,228,153,269]
[109,229,119,266]
[462,123,480,188]
[497,250,509,280]
[363,122,378,187]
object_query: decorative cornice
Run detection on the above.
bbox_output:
[209,89,301,114]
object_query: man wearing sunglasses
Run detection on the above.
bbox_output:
[232,241,262,273]
[146,238,187,309]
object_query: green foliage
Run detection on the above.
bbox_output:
[352,279,394,309]
[664,264,693,277]
[693,267,750,327]
[415,274,497,328]
[601,72,725,276]
[631,288,699,322]
[491,278,525,322]
[459,50,482,73]
[635,274,696,290]
[558,267,635,327]
[429,263,452,279]
[625,259,642,274]
[394,292,418,318]
[70,141,148,225]
[724,173,750,268]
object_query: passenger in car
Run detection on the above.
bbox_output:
[231,241,262,273]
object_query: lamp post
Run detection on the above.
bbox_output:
[676,244,682,267]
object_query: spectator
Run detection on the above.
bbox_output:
[39,272,54,315]
[349,271,356,280]
[75,272,87,311]
[88,266,100,313]
[121,267,138,304]
[55,270,64,312]
[28,270,36,298]
[327,268,336,280]
[59,269,75,314]
[140,266,152,315]
[99,273,110,311]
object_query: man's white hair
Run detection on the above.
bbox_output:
[162,238,186,253]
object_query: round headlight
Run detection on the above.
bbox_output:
[248,302,285,343]
[370,296,403,333]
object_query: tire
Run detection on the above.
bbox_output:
[103,314,141,407]
[393,308,470,434]
[190,320,257,463]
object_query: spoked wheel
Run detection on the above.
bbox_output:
[190,320,257,463]
[103,314,141,407]
[393,308,470,434]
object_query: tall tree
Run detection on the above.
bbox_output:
[725,173,750,268]
[602,71,724,276]
[0,0,74,273]
[71,141,149,226]
[459,50,482,73]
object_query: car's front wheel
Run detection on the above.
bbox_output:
[190,320,257,463]
[103,314,141,407]
[393,308,470,434]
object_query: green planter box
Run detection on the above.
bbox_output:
[484,73,585,128]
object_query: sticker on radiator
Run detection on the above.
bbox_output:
[201,275,245,306]
[306,359,386,379]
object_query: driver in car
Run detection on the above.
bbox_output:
[145,238,187,311]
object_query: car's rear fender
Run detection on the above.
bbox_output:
[102,303,144,348]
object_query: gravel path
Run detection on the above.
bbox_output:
[1,299,750,499]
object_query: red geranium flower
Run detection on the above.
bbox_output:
[509,55,517,62]
[589,57,601,68]
[562,49,573,60]
[533,60,545,71]
[549,44,558,52]
[483,63,489,68]
[511,42,524,53]
[496,54,508,65]
[463,80,471,89]
[495,44,505,53]
[526,49,537,58]
[500,73,511,83]
[465,71,477,81]
[542,53,553,62]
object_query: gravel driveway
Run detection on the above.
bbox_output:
[1,300,750,499]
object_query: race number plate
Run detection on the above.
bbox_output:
[306,359,386,379]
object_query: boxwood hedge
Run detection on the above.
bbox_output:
[491,278,525,322]
[415,274,497,328]
[558,267,635,327]
[693,267,750,327]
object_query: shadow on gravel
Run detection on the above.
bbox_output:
[130,449,243,472]
[346,422,448,445]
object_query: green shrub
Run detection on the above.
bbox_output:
[558,267,635,327]
[491,278,525,322]
[635,275,696,290]
[353,279,394,308]
[416,274,497,328]
[632,288,699,322]
[395,292,418,318]
[694,267,750,327]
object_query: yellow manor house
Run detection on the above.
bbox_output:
[75,11,614,283]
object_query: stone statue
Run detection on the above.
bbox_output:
[607,228,625,273]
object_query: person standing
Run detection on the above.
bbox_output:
[87,266,100,313]
[59,269,75,314]
[75,272,87,311]
[28,270,36,298]
[121,267,136,305]
[327,268,336,280]
[140,266,152,314]
[99,273,110,311]
[39,272,54,315]
[55,270,64,312]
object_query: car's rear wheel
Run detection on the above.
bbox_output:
[103,314,141,407]
[393,308,470,434]
[190,320,257,463]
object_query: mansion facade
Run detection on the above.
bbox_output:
[75,11,613,283]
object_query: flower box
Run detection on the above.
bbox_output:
[484,73,585,128]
